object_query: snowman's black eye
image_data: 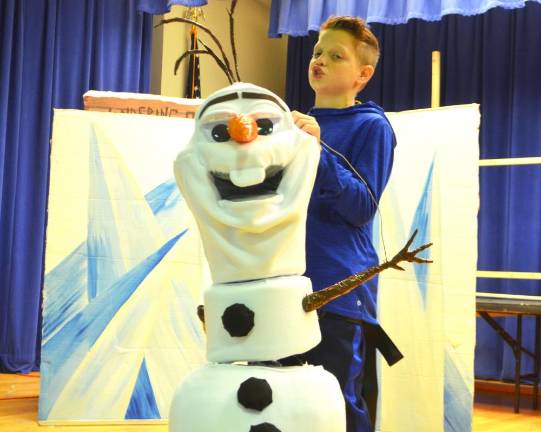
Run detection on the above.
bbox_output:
[211,124,230,142]
[256,118,274,136]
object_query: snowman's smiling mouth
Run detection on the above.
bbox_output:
[211,165,283,201]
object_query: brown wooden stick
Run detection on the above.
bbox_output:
[174,49,234,84]
[157,17,235,81]
[302,230,433,312]
[228,0,241,82]
[198,39,236,83]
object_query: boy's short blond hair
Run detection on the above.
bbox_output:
[320,16,380,68]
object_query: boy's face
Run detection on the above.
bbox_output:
[309,29,371,98]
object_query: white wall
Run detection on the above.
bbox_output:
[152,0,288,99]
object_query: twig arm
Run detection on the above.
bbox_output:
[302,231,433,312]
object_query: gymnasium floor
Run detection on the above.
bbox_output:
[1,373,541,431]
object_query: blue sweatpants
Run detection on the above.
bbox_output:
[281,314,372,432]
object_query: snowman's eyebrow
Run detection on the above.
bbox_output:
[199,93,239,118]
[199,91,287,119]
[241,92,287,112]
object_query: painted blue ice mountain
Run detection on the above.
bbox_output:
[87,134,126,300]
[42,177,187,346]
[41,125,199,421]
[42,243,87,343]
[126,359,161,419]
[145,178,182,215]
[39,231,186,419]
[145,178,189,239]
[409,161,434,308]
[444,349,473,431]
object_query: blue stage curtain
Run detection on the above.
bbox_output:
[0,0,153,373]
[137,0,208,14]
[285,2,541,383]
[269,0,541,35]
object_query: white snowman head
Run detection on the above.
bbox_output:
[174,83,320,283]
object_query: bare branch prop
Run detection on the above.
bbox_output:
[198,39,235,83]
[302,230,433,312]
[174,48,234,84]
[157,17,235,82]
[228,0,241,81]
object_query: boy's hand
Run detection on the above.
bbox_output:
[292,111,321,145]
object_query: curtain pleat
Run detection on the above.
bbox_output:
[269,0,541,35]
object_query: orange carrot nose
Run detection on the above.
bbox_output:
[228,114,258,144]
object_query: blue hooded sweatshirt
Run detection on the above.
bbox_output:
[305,101,396,323]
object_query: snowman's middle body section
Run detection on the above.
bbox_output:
[205,275,321,362]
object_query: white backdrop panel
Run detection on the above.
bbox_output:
[40,109,207,422]
[375,104,480,432]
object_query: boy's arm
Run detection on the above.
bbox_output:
[315,118,395,227]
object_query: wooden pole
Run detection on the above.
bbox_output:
[431,51,441,108]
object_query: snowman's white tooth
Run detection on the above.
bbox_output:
[229,167,266,187]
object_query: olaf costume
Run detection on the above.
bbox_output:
[169,83,347,432]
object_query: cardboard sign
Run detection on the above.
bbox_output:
[83,90,202,118]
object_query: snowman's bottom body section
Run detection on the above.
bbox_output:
[169,363,346,432]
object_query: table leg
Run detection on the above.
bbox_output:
[514,315,522,413]
[534,316,540,410]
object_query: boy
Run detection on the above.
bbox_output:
[284,16,398,432]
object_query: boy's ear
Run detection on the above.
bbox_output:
[358,64,375,88]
